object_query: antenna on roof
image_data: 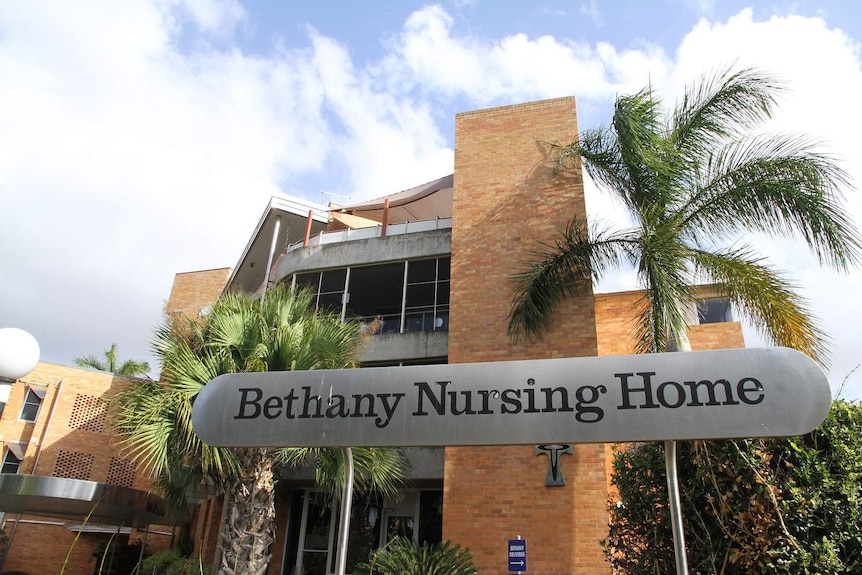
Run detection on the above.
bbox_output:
[320,191,352,206]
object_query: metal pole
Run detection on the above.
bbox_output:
[665,440,689,575]
[334,447,354,575]
[261,216,281,305]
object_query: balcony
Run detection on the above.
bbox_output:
[288,217,453,252]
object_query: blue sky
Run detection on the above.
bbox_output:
[2,0,862,396]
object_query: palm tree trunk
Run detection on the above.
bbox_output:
[218,447,277,575]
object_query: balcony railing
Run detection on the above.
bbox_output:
[357,309,449,336]
[288,217,453,252]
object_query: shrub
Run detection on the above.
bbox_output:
[606,400,862,574]
[355,538,477,575]
[141,550,183,575]
[166,557,211,575]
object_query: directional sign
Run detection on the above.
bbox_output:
[508,539,527,572]
[192,347,831,448]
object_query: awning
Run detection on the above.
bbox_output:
[4,442,25,460]
[0,474,170,527]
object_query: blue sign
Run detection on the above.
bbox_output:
[508,538,527,572]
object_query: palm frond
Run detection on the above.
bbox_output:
[275,447,406,501]
[679,134,860,270]
[672,66,781,157]
[632,235,694,354]
[507,216,639,342]
[692,247,830,365]
[515,66,858,358]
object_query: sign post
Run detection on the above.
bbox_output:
[508,537,527,573]
[192,347,831,575]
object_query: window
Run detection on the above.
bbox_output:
[296,269,348,314]
[347,263,405,333]
[404,258,449,333]
[19,387,45,422]
[1,444,24,474]
[698,298,733,324]
[291,258,451,335]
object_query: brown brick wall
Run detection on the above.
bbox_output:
[446,97,609,575]
[595,290,746,356]
[164,267,231,320]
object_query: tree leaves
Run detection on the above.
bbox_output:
[606,400,862,574]
[509,66,861,362]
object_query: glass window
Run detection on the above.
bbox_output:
[294,257,451,335]
[20,388,43,422]
[698,299,733,324]
[1,449,21,474]
[347,263,405,334]
[418,490,443,546]
[405,258,449,333]
[295,270,348,315]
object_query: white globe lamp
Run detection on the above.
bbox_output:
[0,328,40,380]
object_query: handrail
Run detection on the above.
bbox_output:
[287,217,452,252]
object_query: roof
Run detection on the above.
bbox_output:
[227,195,329,294]
[226,175,454,294]
[335,174,453,223]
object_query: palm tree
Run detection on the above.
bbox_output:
[74,343,150,377]
[508,66,860,362]
[112,284,405,575]
[507,66,861,575]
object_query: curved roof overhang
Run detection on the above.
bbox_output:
[0,474,170,527]
[227,195,329,294]
[337,174,453,223]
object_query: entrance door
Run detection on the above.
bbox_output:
[379,491,420,547]
[295,491,337,575]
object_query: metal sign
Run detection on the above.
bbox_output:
[191,347,831,448]
[508,538,527,572]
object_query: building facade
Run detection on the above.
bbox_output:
[0,362,173,574]
[167,96,745,574]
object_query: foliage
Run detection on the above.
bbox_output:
[606,400,862,574]
[75,342,151,377]
[508,66,860,363]
[166,557,212,575]
[141,550,184,575]
[112,283,405,575]
[354,538,477,575]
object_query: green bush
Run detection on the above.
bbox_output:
[141,550,183,575]
[355,538,477,575]
[166,557,211,575]
[606,400,862,574]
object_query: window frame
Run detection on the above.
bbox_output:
[1,447,22,474]
[19,387,44,422]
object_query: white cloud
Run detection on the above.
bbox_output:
[2,1,861,398]
[175,0,246,37]
[378,4,671,107]
[0,0,452,372]
[579,0,604,28]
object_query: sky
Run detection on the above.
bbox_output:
[2,0,862,396]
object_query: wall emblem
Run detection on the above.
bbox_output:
[535,444,573,486]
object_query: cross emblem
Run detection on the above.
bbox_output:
[535,444,573,486]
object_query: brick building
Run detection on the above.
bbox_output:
[0,362,173,574]
[167,96,745,574]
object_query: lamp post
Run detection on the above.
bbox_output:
[0,328,40,381]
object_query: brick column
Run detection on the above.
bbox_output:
[446,97,609,575]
